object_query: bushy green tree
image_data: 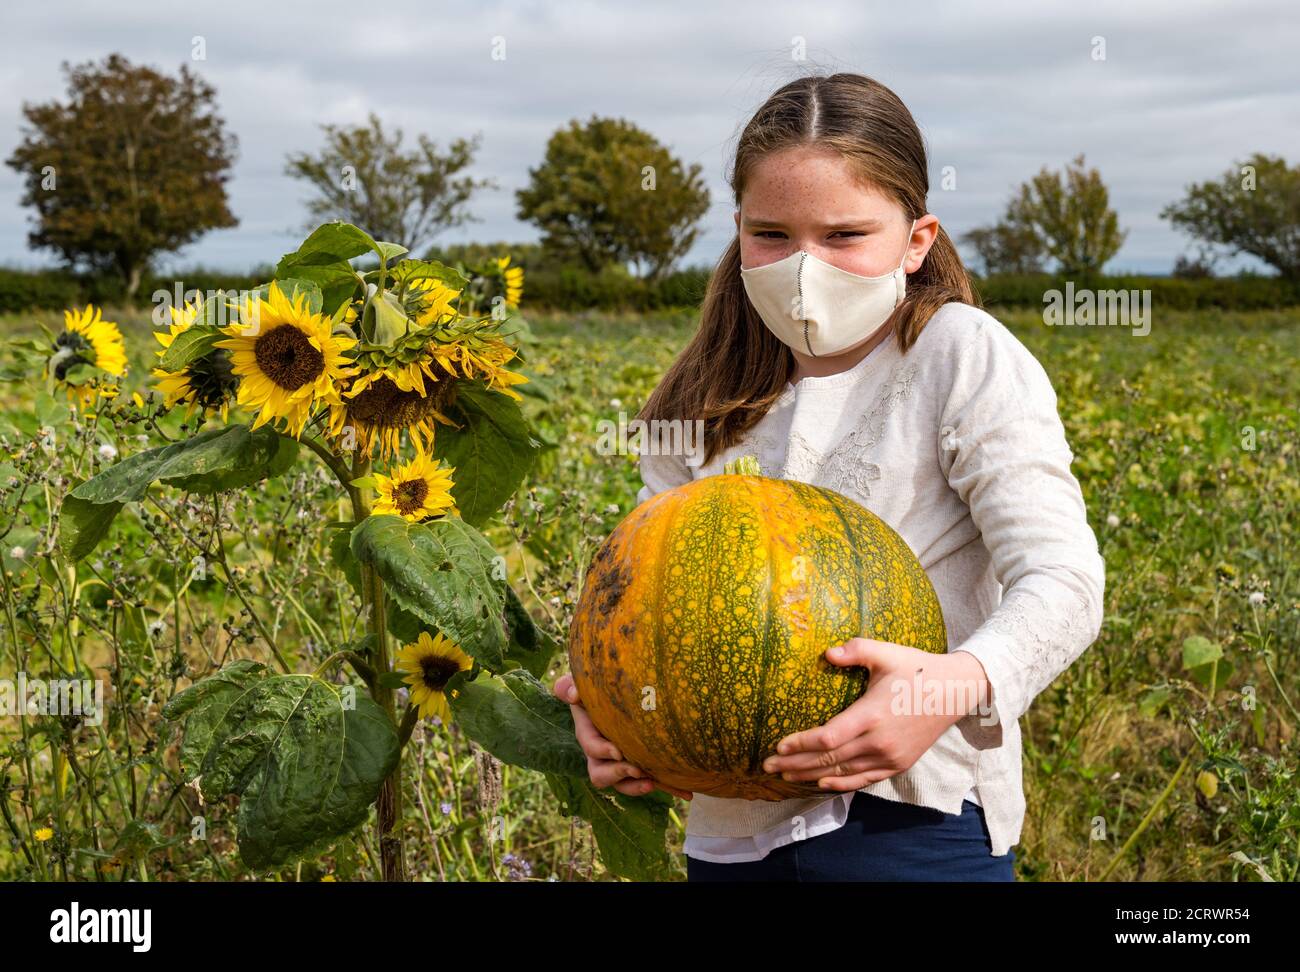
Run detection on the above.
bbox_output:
[285,113,495,255]
[516,116,709,280]
[1005,154,1126,278]
[6,53,238,298]
[1162,153,1300,279]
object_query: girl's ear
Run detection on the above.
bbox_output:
[907,214,942,273]
[733,209,741,232]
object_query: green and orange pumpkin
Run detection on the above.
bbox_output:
[567,455,948,800]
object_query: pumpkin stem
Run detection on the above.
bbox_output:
[723,454,762,476]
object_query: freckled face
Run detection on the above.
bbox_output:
[735,144,916,277]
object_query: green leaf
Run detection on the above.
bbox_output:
[59,493,124,561]
[327,522,363,598]
[515,371,556,403]
[1137,686,1172,719]
[275,222,380,314]
[156,325,223,373]
[432,382,540,526]
[276,263,359,316]
[249,277,324,315]
[0,338,51,381]
[446,669,585,775]
[63,426,300,560]
[162,659,268,767]
[389,259,470,293]
[386,601,423,644]
[544,773,680,881]
[503,585,558,679]
[72,425,298,504]
[163,662,399,869]
[281,221,380,266]
[496,312,535,345]
[349,515,508,669]
[1181,635,1222,669]
[374,241,409,263]
[1188,659,1234,693]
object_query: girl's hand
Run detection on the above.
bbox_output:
[553,673,693,801]
[761,638,990,792]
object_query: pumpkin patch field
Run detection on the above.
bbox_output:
[0,303,1297,882]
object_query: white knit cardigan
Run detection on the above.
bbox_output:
[633,301,1107,858]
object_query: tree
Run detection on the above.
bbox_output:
[516,116,710,280]
[6,53,238,298]
[284,113,495,255]
[1004,154,1125,278]
[1161,153,1300,279]
[960,221,1046,275]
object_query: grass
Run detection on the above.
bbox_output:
[0,302,1296,881]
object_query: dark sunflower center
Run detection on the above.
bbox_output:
[253,324,324,391]
[186,349,238,408]
[52,332,92,380]
[419,654,461,691]
[393,478,430,516]
[346,375,453,429]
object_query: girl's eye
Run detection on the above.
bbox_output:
[754,230,864,239]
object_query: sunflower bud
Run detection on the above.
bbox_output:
[363,291,412,347]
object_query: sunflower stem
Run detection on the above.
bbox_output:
[298,434,352,495]
[397,704,420,748]
[311,651,351,679]
[352,452,407,881]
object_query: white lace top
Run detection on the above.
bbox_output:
[634,301,1106,860]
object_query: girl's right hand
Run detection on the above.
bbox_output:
[553,673,693,801]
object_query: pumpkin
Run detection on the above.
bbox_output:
[567,455,948,800]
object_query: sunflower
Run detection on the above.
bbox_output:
[151,298,237,421]
[327,365,457,460]
[213,282,357,437]
[47,305,127,407]
[372,449,457,521]
[425,333,528,401]
[394,630,473,721]
[409,277,463,327]
[497,255,524,309]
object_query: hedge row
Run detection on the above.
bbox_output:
[974,273,1300,311]
[1,264,1297,315]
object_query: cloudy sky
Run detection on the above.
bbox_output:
[1,0,1296,275]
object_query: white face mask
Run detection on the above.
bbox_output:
[740,218,916,357]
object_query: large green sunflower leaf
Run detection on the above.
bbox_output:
[60,425,300,560]
[275,222,379,313]
[544,773,681,882]
[248,277,324,315]
[163,663,399,870]
[156,324,222,373]
[349,514,508,669]
[432,382,541,527]
[502,584,558,679]
[59,493,124,563]
[446,668,585,775]
[281,221,378,265]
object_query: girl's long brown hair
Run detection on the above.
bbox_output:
[638,72,978,467]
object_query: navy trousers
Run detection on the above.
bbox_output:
[686,790,1016,881]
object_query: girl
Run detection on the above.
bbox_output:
[553,72,1105,881]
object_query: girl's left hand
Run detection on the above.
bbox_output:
[761,637,989,791]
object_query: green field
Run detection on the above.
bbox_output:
[1,304,1297,881]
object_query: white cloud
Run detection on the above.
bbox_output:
[0,0,1296,274]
